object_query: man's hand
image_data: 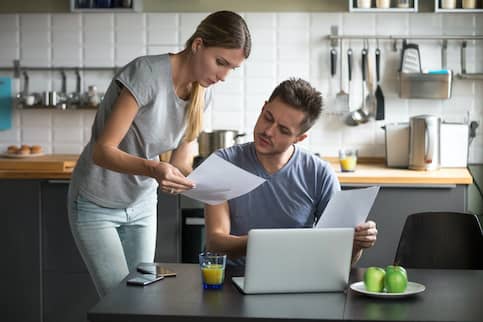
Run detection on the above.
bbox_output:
[354,220,378,251]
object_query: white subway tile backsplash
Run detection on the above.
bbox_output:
[84,31,114,45]
[20,14,50,32]
[22,127,51,143]
[245,13,275,29]
[53,127,83,143]
[53,31,82,47]
[21,31,50,48]
[179,13,209,43]
[147,13,179,30]
[0,47,19,66]
[212,94,243,112]
[212,111,244,130]
[147,28,178,45]
[0,14,19,31]
[52,46,82,67]
[246,61,275,78]
[83,14,114,31]
[0,31,19,47]
[53,143,83,154]
[1,11,480,158]
[115,13,145,31]
[278,13,309,29]
[20,47,51,67]
[375,14,409,36]
[250,29,276,46]
[52,14,81,32]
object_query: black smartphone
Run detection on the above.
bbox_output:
[126,274,164,286]
[137,263,177,277]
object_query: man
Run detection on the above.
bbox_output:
[205,78,377,266]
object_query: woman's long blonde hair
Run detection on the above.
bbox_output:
[183,11,251,142]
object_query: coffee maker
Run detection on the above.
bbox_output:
[408,115,441,171]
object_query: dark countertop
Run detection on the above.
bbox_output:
[88,264,483,322]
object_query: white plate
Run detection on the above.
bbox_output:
[350,281,426,299]
[0,152,44,159]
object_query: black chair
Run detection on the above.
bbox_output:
[394,211,483,269]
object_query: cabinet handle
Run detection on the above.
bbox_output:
[47,180,71,184]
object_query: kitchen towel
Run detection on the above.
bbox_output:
[0,77,12,130]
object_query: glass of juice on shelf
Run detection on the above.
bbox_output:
[199,252,227,289]
[339,149,358,172]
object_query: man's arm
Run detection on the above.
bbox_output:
[204,202,248,259]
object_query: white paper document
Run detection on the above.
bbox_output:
[181,154,266,205]
[315,186,380,228]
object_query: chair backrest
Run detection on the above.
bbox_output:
[394,212,483,269]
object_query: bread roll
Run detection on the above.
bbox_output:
[7,145,18,154]
[30,145,43,154]
[17,147,31,155]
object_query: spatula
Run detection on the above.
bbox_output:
[335,42,349,114]
[375,47,385,120]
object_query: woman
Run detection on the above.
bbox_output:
[68,10,251,297]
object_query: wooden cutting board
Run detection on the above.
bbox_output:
[0,154,78,172]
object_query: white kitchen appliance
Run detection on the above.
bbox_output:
[382,123,410,168]
[440,123,469,167]
[409,115,441,171]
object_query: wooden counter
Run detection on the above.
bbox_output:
[0,155,473,185]
[0,154,77,179]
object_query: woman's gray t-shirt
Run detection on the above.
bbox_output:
[70,54,212,208]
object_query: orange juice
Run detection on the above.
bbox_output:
[201,264,224,285]
[340,156,357,172]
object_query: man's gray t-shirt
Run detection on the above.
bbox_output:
[70,54,212,208]
[216,142,341,233]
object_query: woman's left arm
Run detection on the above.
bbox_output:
[169,140,196,176]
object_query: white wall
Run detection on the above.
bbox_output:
[0,12,482,162]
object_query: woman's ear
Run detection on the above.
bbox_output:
[191,37,203,54]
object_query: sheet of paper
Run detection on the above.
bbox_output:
[181,154,266,205]
[315,186,380,228]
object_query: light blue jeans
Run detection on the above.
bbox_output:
[68,192,157,297]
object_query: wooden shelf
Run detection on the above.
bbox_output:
[349,0,418,12]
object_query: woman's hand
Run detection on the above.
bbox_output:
[154,161,196,194]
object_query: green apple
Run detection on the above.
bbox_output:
[384,265,408,293]
[363,267,386,292]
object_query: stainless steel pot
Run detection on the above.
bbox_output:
[198,130,246,157]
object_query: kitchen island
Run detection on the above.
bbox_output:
[87,263,483,322]
[1,154,474,322]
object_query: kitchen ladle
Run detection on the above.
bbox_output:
[346,47,370,126]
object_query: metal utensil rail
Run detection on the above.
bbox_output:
[328,32,483,80]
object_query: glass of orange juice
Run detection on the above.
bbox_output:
[199,252,227,289]
[339,149,358,172]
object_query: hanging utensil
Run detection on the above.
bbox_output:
[346,47,370,126]
[335,41,349,114]
[375,46,385,120]
[330,47,337,78]
[365,41,376,118]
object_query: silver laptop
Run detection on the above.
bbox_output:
[232,228,354,294]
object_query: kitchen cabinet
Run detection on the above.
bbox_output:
[41,180,97,322]
[346,184,468,268]
[3,180,42,322]
[2,178,181,322]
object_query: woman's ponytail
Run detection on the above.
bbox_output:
[184,82,205,142]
